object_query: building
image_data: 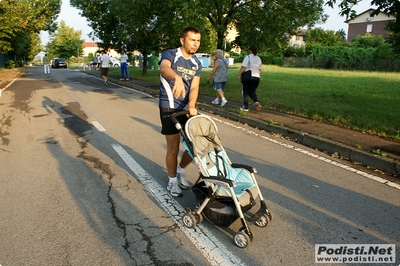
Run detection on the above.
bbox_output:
[288,28,307,48]
[345,8,396,41]
[82,42,119,58]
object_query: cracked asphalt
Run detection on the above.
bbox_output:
[0,68,211,265]
[1,66,399,266]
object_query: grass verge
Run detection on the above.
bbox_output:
[105,64,400,141]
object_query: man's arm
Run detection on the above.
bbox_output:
[187,76,200,116]
[160,59,186,99]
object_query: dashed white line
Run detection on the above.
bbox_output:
[90,120,106,132]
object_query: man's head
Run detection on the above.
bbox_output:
[180,27,201,57]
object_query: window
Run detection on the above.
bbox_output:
[366,24,373,32]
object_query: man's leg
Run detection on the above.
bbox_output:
[120,64,124,79]
[179,150,192,169]
[165,133,180,177]
[125,63,129,79]
[165,133,183,197]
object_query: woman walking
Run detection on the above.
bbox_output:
[238,44,262,111]
[207,49,228,106]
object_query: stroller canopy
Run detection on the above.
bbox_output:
[185,115,222,157]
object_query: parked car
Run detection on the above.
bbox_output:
[109,57,130,67]
[51,58,67,68]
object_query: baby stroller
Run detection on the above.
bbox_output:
[171,111,272,248]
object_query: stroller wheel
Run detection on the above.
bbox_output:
[233,231,250,248]
[182,213,197,228]
[266,209,273,222]
[254,214,269,227]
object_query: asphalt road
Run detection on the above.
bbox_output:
[1,66,399,266]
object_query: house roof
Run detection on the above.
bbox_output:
[83,42,98,48]
[345,8,396,23]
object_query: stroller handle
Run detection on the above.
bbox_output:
[171,110,190,130]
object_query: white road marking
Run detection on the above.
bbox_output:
[111,144,245,266]
[0,77,18,97]
[211,116,400,191]
[90,120,106,132]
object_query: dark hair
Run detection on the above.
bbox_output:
[249,44,258,55]
[181,27,200,38]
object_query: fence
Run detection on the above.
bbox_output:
[0,54,12,68]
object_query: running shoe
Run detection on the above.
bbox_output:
[177,172,190,190]
[255,102,262,111]
[167,181,183,197]
[211,99,219,105]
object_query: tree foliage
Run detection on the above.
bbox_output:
[71,0,327,71]
[305,28,346,46]
[46,21,84,60]
[232,0,326,53]
[71,0,213,74]
[351,33,385,48]
[0,0,61,54]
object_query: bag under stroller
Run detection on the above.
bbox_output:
[170,111,272,248]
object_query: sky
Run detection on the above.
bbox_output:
[40,0,374,45]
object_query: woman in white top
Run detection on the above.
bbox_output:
[238,44,262,111]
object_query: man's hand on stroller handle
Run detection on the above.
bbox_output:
[187,107,197,116]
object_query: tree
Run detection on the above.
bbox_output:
[71,0,213,75]
[8,31,42,65]
[231,0,327,53]
[351,33,385,48]
[0,0,61,54]
[305,28,346,46]
[46,21,84,61]
[72,0,327,73]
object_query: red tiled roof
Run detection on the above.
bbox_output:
[83,42,98,48]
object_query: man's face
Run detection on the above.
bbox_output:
[180,31,201,56]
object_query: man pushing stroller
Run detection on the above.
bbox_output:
[158,27,202,197]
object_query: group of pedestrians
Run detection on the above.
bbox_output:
[95,50,130,85]
[158,26,263,198]
[206,45,262,112]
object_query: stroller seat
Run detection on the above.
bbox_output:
[200,149,258,207]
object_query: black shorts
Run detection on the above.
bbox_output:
[101,67,109,76]
[159,108,188,135]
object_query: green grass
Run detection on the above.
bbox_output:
[106,64,400,141]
